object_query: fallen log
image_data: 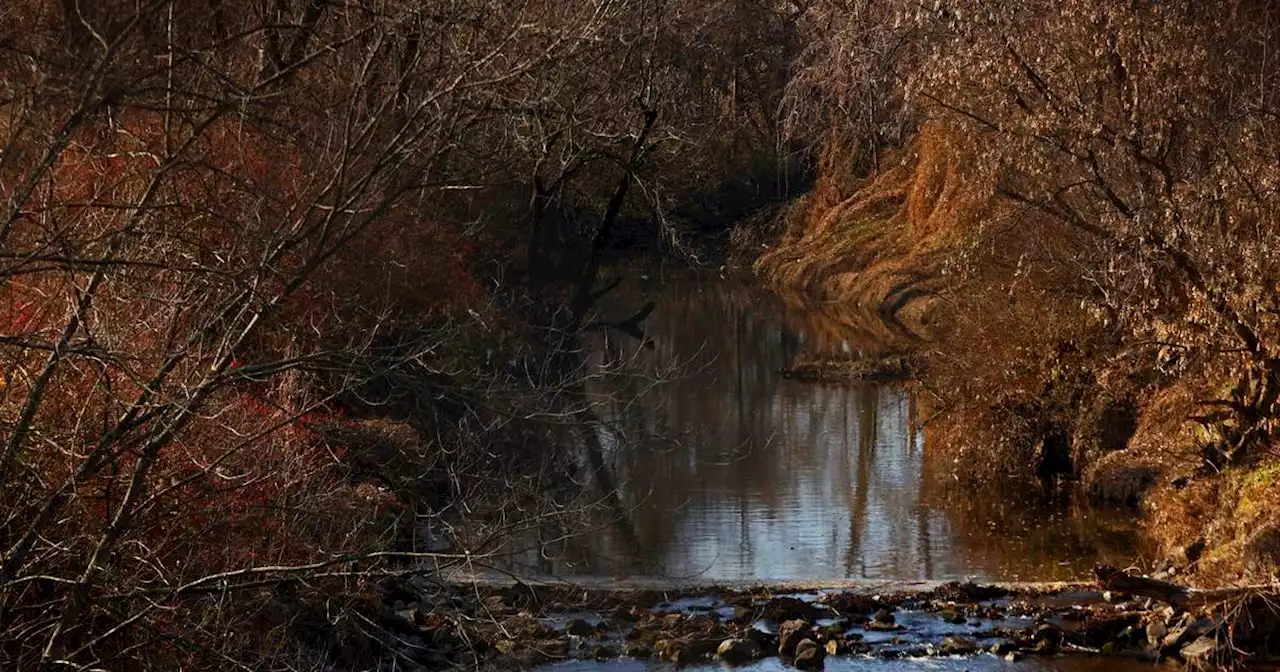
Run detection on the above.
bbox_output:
[1094,564,1280,608]
[1094,564,1191,607]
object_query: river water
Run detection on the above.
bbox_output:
[499,274,1138,585]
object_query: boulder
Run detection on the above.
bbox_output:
[794,638,826,670]
[716,638,762,666]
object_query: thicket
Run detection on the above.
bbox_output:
[762,0,1280,578]
[0,1,807,668]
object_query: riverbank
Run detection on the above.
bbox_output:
[742,114,1280,591]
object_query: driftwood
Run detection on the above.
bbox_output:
[1094,564,1280,608]
[1094,564,1193,606]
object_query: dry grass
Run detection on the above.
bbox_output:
[755,121,998,334]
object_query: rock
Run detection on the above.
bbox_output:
[819,621,847,637]
[989,641,1016,656]
[1005,651,1025,662]
[670,639,719,665]
[1032,623,1062,653]
[744,627,774,649]
[821,593,884,616]
[610,605,636,623]
[761,596,829,621]
[930,581,1010,602]
[1102,590,1130,603]
[728,605,753,623]
[794,638,826,670]
[1145,619,1167,648]
[565,618,596,637]
[940,635,978,655]
[1159,613,1194,649]
[778,619,811,655]
[864,608,901,631]
[1181,635,1221,670]
[716,638,762,665]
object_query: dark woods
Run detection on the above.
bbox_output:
[3,0,1280,669]
[0,1,803,668]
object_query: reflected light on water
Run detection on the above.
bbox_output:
[501,275,1138,583]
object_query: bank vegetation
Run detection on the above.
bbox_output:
[755,0,1280,590]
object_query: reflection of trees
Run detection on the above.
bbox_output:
[513,275,1139,582]
[572,276,945,580]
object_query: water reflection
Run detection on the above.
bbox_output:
[507,275,1136,583]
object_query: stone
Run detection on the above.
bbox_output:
[1032,623,1062,654]
[565,618,596,637]
[778,619,811,656]
[610,605,636,623]
[1145,619,1167,648]
[1181,635,1221,670]
[989,641,1016,656]
[670,639,719,665]
[1005,651,1025,662]
[1102,590,1130,603]
[794,638,826,670]
[761,596,829,621]
[728,606,753,623]
[1160,613,1195,649]
[716,638,762,666]
[940,635,978,655]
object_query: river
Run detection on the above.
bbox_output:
[496,273,1140,585]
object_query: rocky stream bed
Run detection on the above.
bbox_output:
[373,573,1276,670]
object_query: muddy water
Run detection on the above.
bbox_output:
[505,275,1138,584]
